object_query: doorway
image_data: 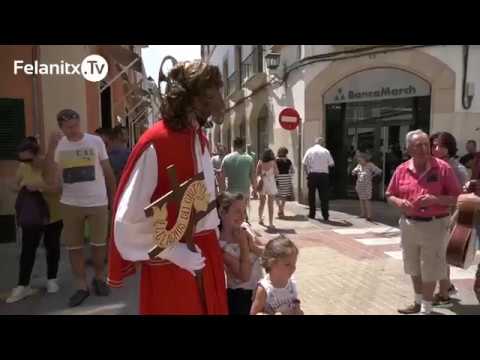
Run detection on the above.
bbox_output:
[326,96,431,200]
[101,86,112,129]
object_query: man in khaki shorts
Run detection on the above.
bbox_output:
[45,109,117,307]
[386,130,461,315]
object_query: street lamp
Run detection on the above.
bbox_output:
[265,52,281,70]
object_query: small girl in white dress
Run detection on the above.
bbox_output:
[351,151,382,221]
[218,192,264,315]
[250,235,303,315]
[256,149,279,228]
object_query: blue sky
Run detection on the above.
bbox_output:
[141,45,200,82]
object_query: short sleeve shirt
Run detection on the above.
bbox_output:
[386,157,461,217]
[54,133,109,207]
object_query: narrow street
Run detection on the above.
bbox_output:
[1,200,479,315]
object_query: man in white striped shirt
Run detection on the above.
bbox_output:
[302,137,335,221]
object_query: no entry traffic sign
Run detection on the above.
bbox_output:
[279,108,301,130]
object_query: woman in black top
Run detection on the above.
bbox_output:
[275,147,295,218]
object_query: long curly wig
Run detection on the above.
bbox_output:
[160,61,223,131]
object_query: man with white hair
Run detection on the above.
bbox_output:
[303,137,334,221]
[385,129,461,314]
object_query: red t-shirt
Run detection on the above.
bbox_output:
[386,157,461,217]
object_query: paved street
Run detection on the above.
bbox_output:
[1,199,479,315]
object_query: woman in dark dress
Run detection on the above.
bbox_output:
[275,147,295,218]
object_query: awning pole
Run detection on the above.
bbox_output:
[100,57,141,93]
[129,108,152,146]
[120,99,150,120]
[112,79,144,111]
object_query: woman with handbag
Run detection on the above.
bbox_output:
[275,147,295,218]
[256,149,279,228]
[429,132,468,307]
[6,138,63,303]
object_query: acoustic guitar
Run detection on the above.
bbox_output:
[446,155,480,269]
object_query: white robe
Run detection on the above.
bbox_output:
[114,135,220,262]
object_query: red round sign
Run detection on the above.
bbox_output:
[279,108,300,130]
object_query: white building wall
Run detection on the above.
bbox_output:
[207,44,480,203]
[418,45,480,152]
[421,45,480,113]
[40,45,90,138]
[207,45,235,76]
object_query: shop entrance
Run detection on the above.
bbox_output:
[324,68,431,200]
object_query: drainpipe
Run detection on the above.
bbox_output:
[462,45,474,110]
[297,118,303,203]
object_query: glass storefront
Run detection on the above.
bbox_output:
[326,96,431,200]
[324,68,431,200]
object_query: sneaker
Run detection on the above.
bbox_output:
[398,303,421,314]
[92,278,110,297]
[448,284,458,296]
[46,279,59,294]
[432,294,453,308]
[5,286,35,304]
[68,289,90,307]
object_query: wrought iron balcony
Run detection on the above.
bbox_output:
[241,46,264,84]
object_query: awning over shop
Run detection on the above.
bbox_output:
[102,45,143,73]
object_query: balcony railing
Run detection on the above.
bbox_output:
[241,46,263,83]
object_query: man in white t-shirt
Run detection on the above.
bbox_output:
[45,109,117,307]
[302,137,335,221]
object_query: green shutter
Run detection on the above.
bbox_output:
[0,98,26,160]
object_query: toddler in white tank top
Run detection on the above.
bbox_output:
[250,235,303,315]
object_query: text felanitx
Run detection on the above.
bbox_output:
[13,60,106,76]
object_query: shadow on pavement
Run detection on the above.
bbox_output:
[316,219,353,227]
[429,310,447,315]
[329,200,401,228]
[448,300,480,315]
[279,215,309,222]
[264,227,297,235]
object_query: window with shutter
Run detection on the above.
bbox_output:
[0,98,26,160]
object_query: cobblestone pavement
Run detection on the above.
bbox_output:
[1,199,479,315]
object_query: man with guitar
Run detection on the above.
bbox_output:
[385,130,462,315]
[456,162,480,302]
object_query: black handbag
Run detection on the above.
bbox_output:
[15,187,50,227]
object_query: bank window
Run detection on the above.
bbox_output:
[0,98,26,160]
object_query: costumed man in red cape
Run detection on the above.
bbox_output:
[107,60,228,314]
